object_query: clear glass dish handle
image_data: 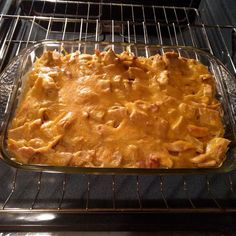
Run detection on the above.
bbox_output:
[219,63,236,171]
[232,28,236,66]
[0,56,22,131]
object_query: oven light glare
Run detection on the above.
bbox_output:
[17,213,56,222]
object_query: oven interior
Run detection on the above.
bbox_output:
[0,0,236,232]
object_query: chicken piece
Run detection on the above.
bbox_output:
[107,105,127,121]
[184,135,204,153]
[203,84,213,97]
[30,75,58,101]
[78,54,93,61]
[96,79,111,93]
[118,51,135,62]
[165,140,195,152]
[110,151,123,167]
[95,124,107,136]
[52,50,61,61]
[57,112,76,129]
[68,51,80,63]
[151,54,166,71]
[89,109,105,122]
[128,67,148,81]
[70,150,96,166]
[199,74,212,81]
[190,153,208,164]
[205,138,230,161]
[30,151,74,166]
[32,135,62,152]
[18,146,35,158]
[77,87,99,104]
[178,103,196,119]
[95,148,122,167]
[187,124,209,138]
[129,108,149,124]
[103,49,117,65]
[40,112,75,138]
[8,134,62,164]
[38,72,58,90]
[157,70,169,85]
[190,138,230,166]
[111,75,122,89]
[125,144,139,163]
[30,77,44,97]
[198,107,221,127]
[8,139,26,150]
[163,51,179,61]
[29,119,42,130]
[146,149,173,168]
[8,123,30,140]
[28,138,45,148]
[133,100,151,111]
[40,66,59,76]
[156,118,169,139]
[197,160,217,168]
[49,152,73,166]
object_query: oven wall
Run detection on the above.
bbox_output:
[200,0,236,25]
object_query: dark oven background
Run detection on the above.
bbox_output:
[0,0,236,232]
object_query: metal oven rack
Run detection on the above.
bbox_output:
[0,0,236,231]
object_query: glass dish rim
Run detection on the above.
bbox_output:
[0,39,236,175]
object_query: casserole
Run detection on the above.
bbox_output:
[0,40,236,174]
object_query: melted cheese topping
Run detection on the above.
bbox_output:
[7,49,230,168]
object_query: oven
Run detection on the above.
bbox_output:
[0,0,236,233]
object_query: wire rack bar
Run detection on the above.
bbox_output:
[45,17,52,39]
[136,176,142,209]
[206,176,222,209]
[58,174,67,210]
[229,173,236,195]
[159,176,169,209]
[0,16,229,28]
[0,207,236,213]
[183,177,195,208]
[112,175,116,209]
[217,25,236,74]
[0,14,234,29]
[30,171,42,210]
[17,1,200,11]
[1,169,18,210]
[0,15,19,71]
[86,175,90,210]
[0,207,235,213]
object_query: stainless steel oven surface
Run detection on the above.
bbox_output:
[0,0,236,232]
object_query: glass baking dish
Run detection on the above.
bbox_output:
[0,40,236,174]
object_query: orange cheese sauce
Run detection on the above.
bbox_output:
[7,49,230,168]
